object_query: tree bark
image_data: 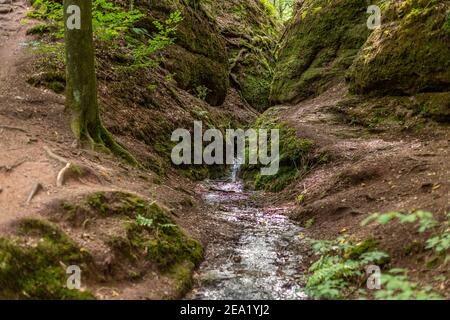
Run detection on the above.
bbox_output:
[63,0,138,165]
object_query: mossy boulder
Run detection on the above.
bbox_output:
[271,0,370,104]
[348,1,450,96]
[0,219,94,299]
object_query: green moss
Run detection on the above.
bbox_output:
[26,23,56,36]
[170,263,195,298]
[414,92,450,123]
[333,92,450,132]
[136,1,230,106]
[85,192,110,216]
[271,0,370,104]
[0,219,94,299]
[348,1,450,95]
[343,238,378,260]
[60,191,203,286]
[241,73,272,110]
[27,71,65,94]
[242,110,314,191]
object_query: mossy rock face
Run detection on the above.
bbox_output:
[332,91,450,130]
[137,0,229,106]
[163,45,229,106]
[0,219,94,300]
[348,1,450,96]
[413,92,450,122]
[271,0,370,104]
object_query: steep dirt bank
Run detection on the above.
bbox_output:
[253,0,450,298]
[262,82,449,297]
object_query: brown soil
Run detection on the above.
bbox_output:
[267,82,449,297]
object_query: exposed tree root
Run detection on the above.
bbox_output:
[56,163,71,187]
[55,161,101,187]
[44,146,68,164]
[0,125,27,133]
[26,182,43,205]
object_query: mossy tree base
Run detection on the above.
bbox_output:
[72,116,139,167]
[64,0,138,166]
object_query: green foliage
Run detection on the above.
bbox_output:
[425,213,450,255]
[426,233,450,254]
[259,0,277,17]
[362,211,438,233]
[306,236,389,299]
[92,0,144,41]
[303,218,315,229]
[29,0,183,82]
[305,232,444,300]
[28,0,63,37]
[136,214,153,227]
[362,210,449,263]
[375,269,442,300]
[444,10,450,34]
[265,0,295,20]
[194,85,211,101]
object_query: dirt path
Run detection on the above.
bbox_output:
[0,0,101,229]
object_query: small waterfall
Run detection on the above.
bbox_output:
[230,158,241,183]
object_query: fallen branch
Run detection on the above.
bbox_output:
[26,182,43,205]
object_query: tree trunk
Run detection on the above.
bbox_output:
[63,0,138,165]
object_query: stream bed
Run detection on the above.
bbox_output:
[188,169,308,300]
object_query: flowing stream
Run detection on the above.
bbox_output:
[188,163,308,300]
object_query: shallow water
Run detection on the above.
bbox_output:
[188,167,307,300]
